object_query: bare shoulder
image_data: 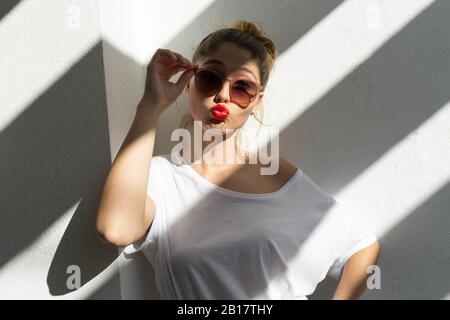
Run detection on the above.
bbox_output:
[269,157,298,186]
[234,156,299,193]
[278,157,298,177]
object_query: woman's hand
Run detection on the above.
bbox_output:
[142,48,197,113]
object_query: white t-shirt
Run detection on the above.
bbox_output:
[124,152,377,300]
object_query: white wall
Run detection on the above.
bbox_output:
[0,0,120,299]
[2,0,449,299]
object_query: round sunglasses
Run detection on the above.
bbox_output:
[193,67,263,107]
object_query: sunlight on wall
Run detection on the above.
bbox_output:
[139,0,215,65]
[99,0,216,66]
[266,0,435,130]
[0,200,120,299]
[335,102,450,237]
[0,0,101,132]
[0,0,118,300]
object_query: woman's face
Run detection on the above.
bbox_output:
[187,42,262,132]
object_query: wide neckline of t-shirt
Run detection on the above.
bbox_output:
[172,152,302,199]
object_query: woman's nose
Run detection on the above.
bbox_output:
[214,80,231,103]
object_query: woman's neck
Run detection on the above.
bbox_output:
[181,127,249,171]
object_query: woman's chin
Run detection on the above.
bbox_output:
[202,118,227,130]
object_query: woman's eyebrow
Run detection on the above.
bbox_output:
[203,59,257,79]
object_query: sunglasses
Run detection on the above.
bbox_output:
[193,67,263,107]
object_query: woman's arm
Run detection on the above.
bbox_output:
[332,240,380,300]
[96,49,196,247]
[95,102,162,246]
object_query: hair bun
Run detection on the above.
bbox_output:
[230,20,277,61]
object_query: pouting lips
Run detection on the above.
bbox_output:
[210,104,229,120]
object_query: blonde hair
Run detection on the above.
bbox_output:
[179,20,278,153]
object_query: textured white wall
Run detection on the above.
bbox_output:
[0,0,120,299]
[4,0,448,299]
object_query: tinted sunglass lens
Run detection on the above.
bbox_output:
[231,80,257,106]
[195,70,222,96]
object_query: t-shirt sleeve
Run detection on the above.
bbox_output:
[123,155,168,255]
[327,202,378,280]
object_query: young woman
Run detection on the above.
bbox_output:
[96,20,380,300]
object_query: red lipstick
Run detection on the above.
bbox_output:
[210,104,229,120]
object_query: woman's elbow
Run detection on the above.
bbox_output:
[95,223,133,247]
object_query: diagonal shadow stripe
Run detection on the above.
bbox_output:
[87,268,122,300]
[163,0,345,54]
[280,0,450,194]
[366,181,450,300]
[310,180,450,300]
[0,41,119,296]
[0,0,21,20]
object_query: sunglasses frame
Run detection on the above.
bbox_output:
[193,67,264,107]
